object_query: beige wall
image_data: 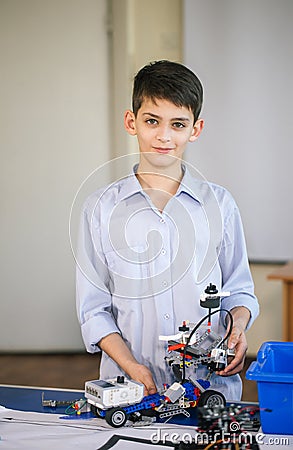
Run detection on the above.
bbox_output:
[0,0,110,350]
[110,0,183,157]
[132,0,182,71]
[247,264,283,355]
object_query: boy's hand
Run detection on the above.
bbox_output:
[98,333,157,396]
[217,324,248,376]
[126,361,157,396]
[217,306,250,377]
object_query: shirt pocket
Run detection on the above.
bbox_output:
[104,245,152,298]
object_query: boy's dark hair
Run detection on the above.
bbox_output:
[132,60,203,122]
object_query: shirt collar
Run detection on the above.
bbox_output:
[177,164,204,205]
[116,163,204,205]
[115,164,142,202]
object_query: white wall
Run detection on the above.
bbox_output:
[183,0,293,262]
[0,0,110,351]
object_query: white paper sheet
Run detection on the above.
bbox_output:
[0,406,195,449]
[1,406,292,450]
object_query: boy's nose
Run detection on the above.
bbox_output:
[156,127,171,143]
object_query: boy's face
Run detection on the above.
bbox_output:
[124,98,204,170]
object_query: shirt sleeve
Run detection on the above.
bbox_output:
[76,199,120,353]
[218,196,259,329]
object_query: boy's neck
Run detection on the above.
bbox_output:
[136,160,183,194]
[136,160,183,212]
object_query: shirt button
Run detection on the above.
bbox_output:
[162,280,168,287]
[164,313,170,320]
[160,218,165,224]
[161,249,166,255]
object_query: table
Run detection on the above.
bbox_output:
[268,261,293,341]
[0,384,292,449]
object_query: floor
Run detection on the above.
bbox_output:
[0,353,258,402]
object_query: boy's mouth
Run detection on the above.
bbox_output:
[153,147,174,154]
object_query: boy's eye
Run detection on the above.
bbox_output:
[146,118,158,125]
[172,122,185,128]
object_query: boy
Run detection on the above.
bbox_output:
[76,60,259,401]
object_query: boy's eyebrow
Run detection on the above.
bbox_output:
[142,112,191,122]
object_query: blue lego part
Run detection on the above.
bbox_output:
[197,379,210,390]
[95,393,164,419]
[181,380,210,401]
[124,392,163,414]
[182,382,198,401]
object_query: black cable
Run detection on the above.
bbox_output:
[97,434,179,449]
[181,308,234,383]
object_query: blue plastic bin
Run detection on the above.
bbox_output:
[246,341,293,435]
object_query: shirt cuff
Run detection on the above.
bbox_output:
[81,313,121,353]
[220,294,260,330]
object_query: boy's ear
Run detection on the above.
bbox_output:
[124,110,137,135]
[189,119,204,142]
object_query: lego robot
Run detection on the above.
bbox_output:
[84,284,234,427]
[85,375,225,427]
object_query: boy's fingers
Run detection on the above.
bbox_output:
[224,354,244,373]
[217,326,248,376]
[146,385,157,395]
[144,373,157,395]
[218,349,246,375]
[228,327,241,349]
[133,365,157,395]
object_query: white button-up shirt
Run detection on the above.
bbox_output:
[76,165,259,401]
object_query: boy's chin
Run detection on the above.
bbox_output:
[140,152,181,166]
